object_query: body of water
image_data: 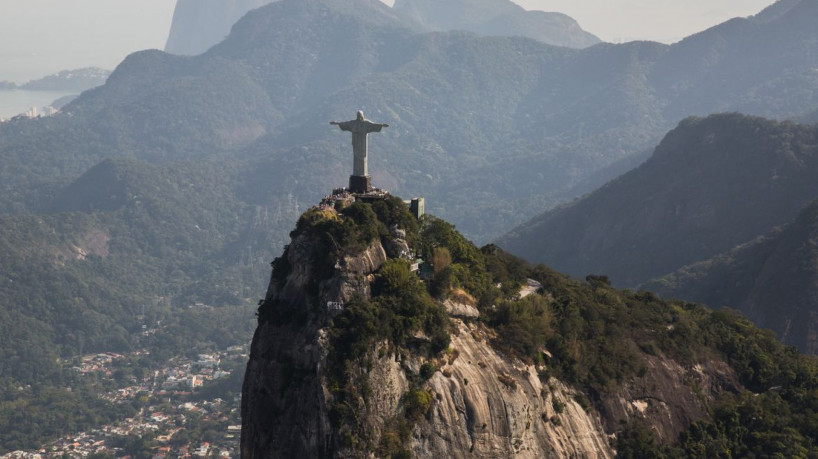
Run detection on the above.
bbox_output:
[0,89,77,119]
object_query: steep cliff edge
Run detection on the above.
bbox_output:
[242,193,818,457]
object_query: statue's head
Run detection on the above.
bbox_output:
[357,110,365,121]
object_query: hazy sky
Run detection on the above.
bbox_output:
[0,0,176,83]
[0,0,777,83]
[513,0,776,43]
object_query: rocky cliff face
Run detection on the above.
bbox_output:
[241,198,741,457]
[241,224,387,457]
[411,319,614,458]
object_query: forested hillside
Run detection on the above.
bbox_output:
[0,158,278,451]
[0,157,290,380]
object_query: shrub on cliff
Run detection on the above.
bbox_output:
[486,294,553,362]
[419,216,490,297]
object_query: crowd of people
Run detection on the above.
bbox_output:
[316,186,388,211]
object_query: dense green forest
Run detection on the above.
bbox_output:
[0,157,279,382]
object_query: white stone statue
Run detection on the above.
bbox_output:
[330,110,389,177]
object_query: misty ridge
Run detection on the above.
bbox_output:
[2,0,818,456]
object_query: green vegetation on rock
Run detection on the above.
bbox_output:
[246,195,818,457]
[481,259,818,458]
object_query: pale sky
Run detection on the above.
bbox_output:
[0,0,176,83]
[0,0,777,83]
[513,0,777,43]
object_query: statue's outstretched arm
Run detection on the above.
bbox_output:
[331,120,355,131]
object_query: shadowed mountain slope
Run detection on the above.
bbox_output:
[498,114,818,287]
[803,108,818,124]
[643,199,818,354]
[0,157,290,384]
[751,0,804,23]
[0,155,287,451]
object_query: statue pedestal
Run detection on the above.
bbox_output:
[349,175,372,194]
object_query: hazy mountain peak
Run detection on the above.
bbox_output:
[164,0,412,56]
[751,0,804,23]
[374,0,599,48]
[165,0,280,56]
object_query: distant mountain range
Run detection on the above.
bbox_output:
[0,67,110,92]
[164,0,599,57]
[5,0,817,243]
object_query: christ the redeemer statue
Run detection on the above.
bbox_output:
[331,110,388,193]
